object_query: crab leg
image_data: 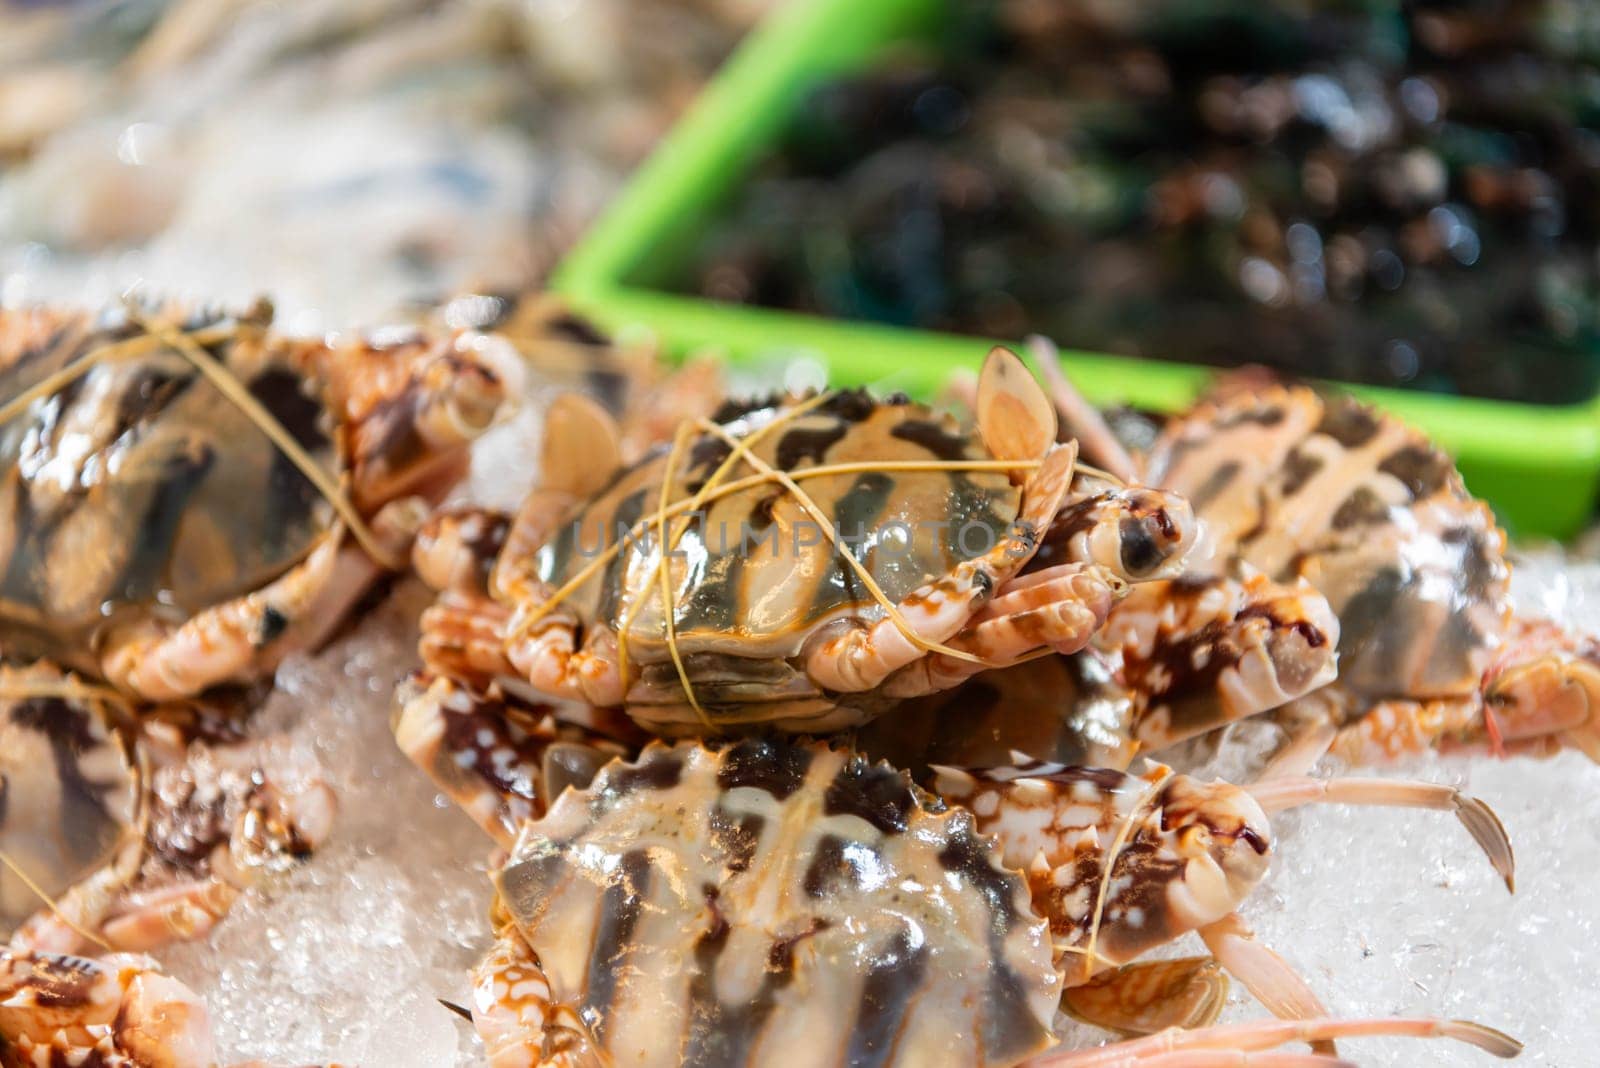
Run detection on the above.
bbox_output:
[1196,913,1332,1053]
[1061,957,1230,1036]
[1022,1016,1521,1066]
[882,563,1124,698]
[1244,776,1515,891]
[421,591,521,684]
[1331,618,1600,764]
[94,879,240,952]
[472,927,603,1068]
[496,395,646,707]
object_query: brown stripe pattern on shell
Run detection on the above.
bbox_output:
[0,662,138,936]
[933,762,1272,976]
[494,739,1060,1068]
[855,649,1140,777]
[1145,385,1510,703]
[0,304,337,665]
[531,391,1023,659]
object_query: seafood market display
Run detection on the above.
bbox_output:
[676,0,1600,403]
[0,289,1587,1063]
[3,6,1600,1066]
[384,325,1571,1067]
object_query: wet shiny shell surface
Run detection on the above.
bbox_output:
[0,663,138,934]
[1145,386,1510,700]
[856,650,1139,777]
[495,739,1061,1068]
[0,306,336,659]
[532,391,1021,659]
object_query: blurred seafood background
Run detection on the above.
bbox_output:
[0,0,774,328]
[679,0,1600,402]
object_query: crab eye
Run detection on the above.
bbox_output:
[1119,515,1167,575]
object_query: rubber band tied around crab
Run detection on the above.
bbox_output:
[510,392,1090,715]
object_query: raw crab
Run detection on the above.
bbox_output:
[479,738,1064,1068]
[0,949,219,1067]
[0,299,513,701]
[1038,345,1600,765]
[454,737,1516,1067]
[416,347,1199,735]
[0,661,334,955]
[927,352,1343,760]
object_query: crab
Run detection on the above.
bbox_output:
[414,347,1199,736]
[1035,342,1600,766]
[0,298,514,702]
[924,350,1345,762]
[0,949,220,1067]
[440,734,1516,1067]
[0,660,335,955]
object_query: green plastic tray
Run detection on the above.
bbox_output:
[554,0,1600,540]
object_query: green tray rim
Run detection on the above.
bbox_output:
[554,0,1600,540]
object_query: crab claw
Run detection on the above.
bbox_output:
[978,346,1058,469]
[0,951,219,1067]
[1482,620,1600,762]
[1104,573,1340,751]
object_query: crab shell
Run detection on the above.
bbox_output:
[0,301,509,694]
[1145,385,1510,703]
[0,662,140,935]
[492,739,1062,1068]
[522,390,1033,731]
[854,648,1140,776]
